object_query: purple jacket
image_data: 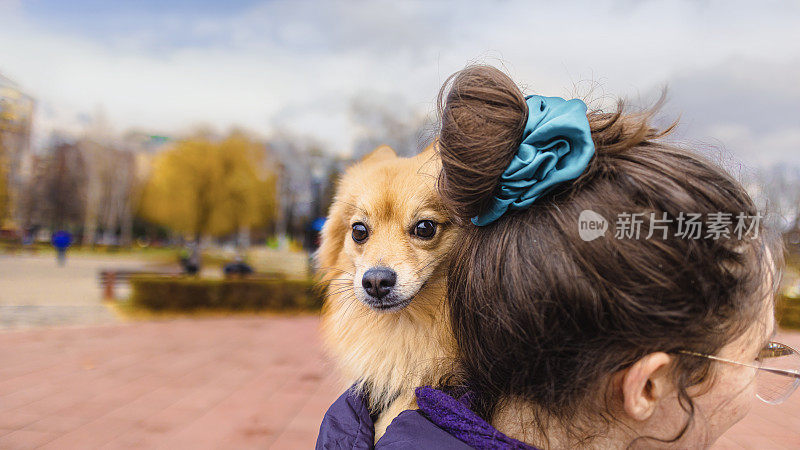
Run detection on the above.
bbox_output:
[315,386,540,449]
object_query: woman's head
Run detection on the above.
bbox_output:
[437,65,781,447]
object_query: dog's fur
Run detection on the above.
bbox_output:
[316,145,458,439]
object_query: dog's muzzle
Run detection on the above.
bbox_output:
[360,267,410,311]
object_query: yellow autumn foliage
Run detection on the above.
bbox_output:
[139,132,276,239]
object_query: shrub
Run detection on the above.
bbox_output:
[776,294,800,331]
[130,275,323,311]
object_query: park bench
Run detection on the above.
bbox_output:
[98,270,176,300]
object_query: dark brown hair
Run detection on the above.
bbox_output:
[437,65,780,445]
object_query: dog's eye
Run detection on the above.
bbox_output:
[412,220,437,239]
[352,223,369,243]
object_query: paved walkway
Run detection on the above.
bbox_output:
[0,316,341,449]
[0,254,148,329]
[0,316,798,449]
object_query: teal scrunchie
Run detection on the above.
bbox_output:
[472,95,595,226]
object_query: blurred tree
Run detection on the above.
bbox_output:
[349,92,435,159]
[754,164,800,236]
[21,142,88,231]
[0,77,35,231]
[1,106,14,227]
[139,132,276,243]
[80,140,128,246]
[0,155,8,224]
[0,125,7,224]
[265,132,343,247]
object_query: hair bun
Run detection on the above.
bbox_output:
[437,65,528,223]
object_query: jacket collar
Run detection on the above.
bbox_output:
[415,386,541,450]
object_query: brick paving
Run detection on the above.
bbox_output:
[0,316,341,449]
[0,317,798,449]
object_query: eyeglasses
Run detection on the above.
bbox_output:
[680,341,800,405]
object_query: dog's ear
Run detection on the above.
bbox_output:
[315,189,349,283]
[360,145,397,164]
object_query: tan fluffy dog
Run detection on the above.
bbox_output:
[316,145,459,440]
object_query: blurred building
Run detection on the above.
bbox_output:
[0,72,35,230]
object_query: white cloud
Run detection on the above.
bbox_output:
[0,0,798,163]
[704,123,800,167]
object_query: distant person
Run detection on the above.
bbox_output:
[22,226,37,248]
[179,243,201,276]
[51,230,73,266]
[223,256,253,279]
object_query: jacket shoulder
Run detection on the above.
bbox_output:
[316,388,375,450]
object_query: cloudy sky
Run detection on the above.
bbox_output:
[0,0,798,167]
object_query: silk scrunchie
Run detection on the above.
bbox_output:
[472,95,595,226]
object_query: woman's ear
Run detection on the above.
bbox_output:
[620,352,673,421]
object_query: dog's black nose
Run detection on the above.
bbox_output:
[362,267,396,299]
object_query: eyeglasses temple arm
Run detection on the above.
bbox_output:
[679,350,800,379]
[759,366,800,379]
